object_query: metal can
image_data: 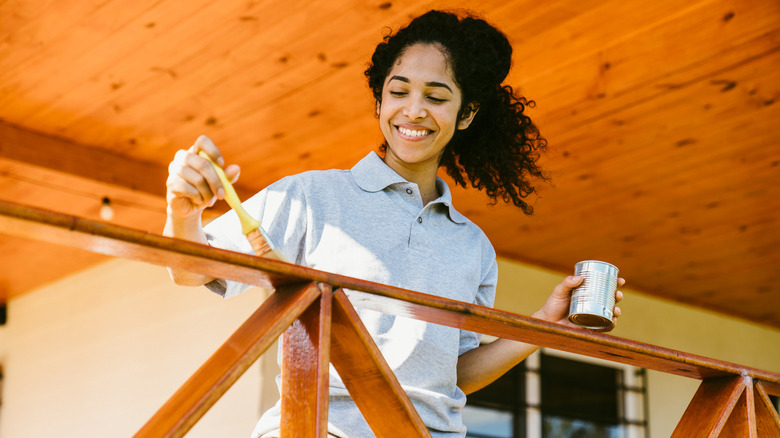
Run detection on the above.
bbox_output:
[568,260,619,329]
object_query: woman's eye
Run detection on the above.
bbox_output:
[427,96,447,103]
[389,91,407,97]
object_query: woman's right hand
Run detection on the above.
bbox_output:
[165,135,241,220]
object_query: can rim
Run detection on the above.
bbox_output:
[575,260,618,270]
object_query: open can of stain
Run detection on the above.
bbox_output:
[568,260,619,329]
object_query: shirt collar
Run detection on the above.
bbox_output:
[352,151,469,224]
[352,151,406,192]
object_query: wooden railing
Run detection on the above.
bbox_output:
[2,199,779,437]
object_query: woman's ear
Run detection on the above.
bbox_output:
[458,103,480,130]
[376,101,381,117]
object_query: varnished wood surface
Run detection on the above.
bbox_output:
[720,378,756,438]
[134,281,322,438]
[755,382,780,437]
[672,376,747,437]
[671,376,780,437]
[330,289,431,437]
[0,0,779,329]
[3,201,779,388]
[281,284,332,437]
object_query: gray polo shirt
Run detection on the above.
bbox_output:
[204,151,498,437]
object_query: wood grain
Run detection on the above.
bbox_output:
[720,378,756,438]
[330,289,431,438]
[2,201,779,388]
[134,281,322,438]
[754,381,780,437]
[281,284,332,437]
[672,376,746,437]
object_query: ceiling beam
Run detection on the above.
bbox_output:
[0,121,167,197]
[0,121,257,217]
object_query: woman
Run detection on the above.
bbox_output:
[164,10,623,438]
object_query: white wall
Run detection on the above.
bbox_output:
[0,259,279,438]
[1,257,778,438]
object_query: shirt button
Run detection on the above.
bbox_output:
[406,188,413,194]
[417,217,423,223]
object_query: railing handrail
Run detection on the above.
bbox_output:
[2,200,778,384]
[2,200,779,438]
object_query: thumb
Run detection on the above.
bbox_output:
[552,275,583,298]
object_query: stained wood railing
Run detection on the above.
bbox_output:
[2,200,779,437]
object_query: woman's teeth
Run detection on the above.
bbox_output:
[398,127,429,137]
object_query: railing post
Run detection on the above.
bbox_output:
[672,375,757,437]
[754,381,780,437]
[281,284,332,437]
[134,281,322,438]
[330,289,431,438]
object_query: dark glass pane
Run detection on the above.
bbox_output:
[468,361,525,410]
[463,405,513,438]
[542,416,620,438]
[464,361,525,437]
[541,354,620,426]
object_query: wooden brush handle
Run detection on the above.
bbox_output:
[198,151,260,235]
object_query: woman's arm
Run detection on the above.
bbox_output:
[456,276,624,394]
[163,135,240,286]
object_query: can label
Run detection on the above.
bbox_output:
[568,260,618,329]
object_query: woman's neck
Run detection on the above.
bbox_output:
[383,155,440,205]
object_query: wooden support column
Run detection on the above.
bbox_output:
[330,289,431,438]
[755,381,780,437]
[281,284,332,437]
[672,375,753,437]
[134,281,321,438]
[720,376,756,438]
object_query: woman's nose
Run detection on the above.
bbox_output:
[403,97,427,120]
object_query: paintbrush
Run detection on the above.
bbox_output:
[198,151,288,262]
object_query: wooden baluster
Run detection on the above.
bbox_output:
[134,281,321,438]
[281,284,332,437]
[330,289,431,437]
[720,376,756,438]
[672,375,748,437]
[755,381,780,437]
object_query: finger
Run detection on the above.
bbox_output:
[613,306,622,317]
[617,277,626,287]
[223,163,241,184]
[167,150,205,203]
[184,151,224,200]
[191,135,225,167]
[614,290,624,303]
[182,165,218,203]
[168,152,219,206]
[167,166,210,206]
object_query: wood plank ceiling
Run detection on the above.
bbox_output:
[1,0,779,328]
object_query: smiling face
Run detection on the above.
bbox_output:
[378,43,476,182]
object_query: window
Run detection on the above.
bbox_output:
[463,361,525,438]
[464,348,648,438]
[540,354,620,437]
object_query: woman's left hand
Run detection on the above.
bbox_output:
[532,275,624,332]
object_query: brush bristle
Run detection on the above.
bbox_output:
[246,229,287,261]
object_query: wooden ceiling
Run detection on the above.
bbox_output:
[1,0,779,328]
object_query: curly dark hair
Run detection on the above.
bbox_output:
[365,10,549,214]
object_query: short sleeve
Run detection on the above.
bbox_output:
[458,255,498,355]
[203,175,308,298]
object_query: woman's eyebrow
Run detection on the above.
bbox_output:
[388,75,453,93]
